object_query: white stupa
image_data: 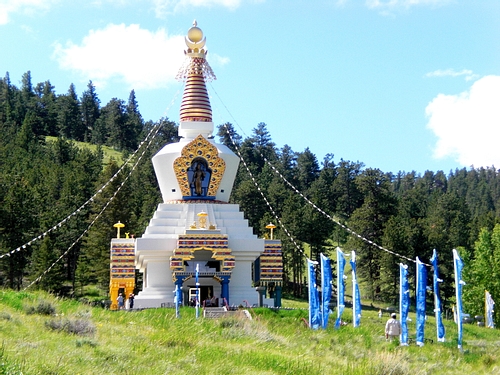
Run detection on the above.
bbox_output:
[133,21,281,309]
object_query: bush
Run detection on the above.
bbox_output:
[24,300,56,316]
[0,312,11,321]
[45,318,96,336]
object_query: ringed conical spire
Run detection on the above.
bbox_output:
[176,21,216,125]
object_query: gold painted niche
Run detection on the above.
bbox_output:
[173,134,226,197]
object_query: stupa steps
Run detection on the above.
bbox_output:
[152,209,245,220]
[143,221,256,237]
[146,217,251,228]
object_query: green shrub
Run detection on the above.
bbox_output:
[24,300,56,315]
[45,318,96,336]
[0,312,11,321]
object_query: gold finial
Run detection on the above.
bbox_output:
[185,20,206,53]
[188,20,203,43]
[266,223,276,240]
[113,221,125,239]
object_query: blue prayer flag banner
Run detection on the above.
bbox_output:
[430,249,446,342]
[335,247,346,329]
[350,251,362,327]
[400,263,410,346]
[308,259,321,330]
[416,257,427,346]
[195,263,200,319]
[453,249,465,349]
[485,290,495,328]
[320,253,333,329]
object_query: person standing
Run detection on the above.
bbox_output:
[129,293,135,309]
[117,293,124,310]
[385,313,402,341]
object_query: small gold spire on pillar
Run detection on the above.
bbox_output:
[266,223,277,240]
[197,211,208,229]
[113,221,125,239]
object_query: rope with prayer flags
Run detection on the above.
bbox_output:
[320,253,333,329]
[453,249,465,350]
[308,259,321,329]
[430,249,445,342]
[485,290,495,328]
[416,257,428,346]
[335,247,346,329]
[350,251,362,327]
[400,263,410,346]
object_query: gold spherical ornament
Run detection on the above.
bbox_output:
[188,27,203,43]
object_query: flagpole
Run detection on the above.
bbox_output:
[195,264,200,319]
[433,250,439,340]
[337,249,340,324]
[399,264,403,342]
[485,290,487,328]
[352,251,356,327]
[453,249,464,350]
[175,284,180,319]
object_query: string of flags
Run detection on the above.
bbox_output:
[23,116,170,289]
[212,85,425,267]
[221,122,309,262]
[1,93,180,260]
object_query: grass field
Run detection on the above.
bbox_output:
[45,136,124,167]
[0,290,499,374]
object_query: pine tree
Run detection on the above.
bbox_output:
[346,168,397,301]
[58,83,83,140]
[81,81,100,143]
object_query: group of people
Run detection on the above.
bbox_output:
[116,292,135,310]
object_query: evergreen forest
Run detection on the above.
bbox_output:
[1,72,499,326]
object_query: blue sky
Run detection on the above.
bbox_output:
[1,0,499,175]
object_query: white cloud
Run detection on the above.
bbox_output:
[425,69,480,82]
[425,75,500,168]
[53,24,189,90]
[0,0,57,25]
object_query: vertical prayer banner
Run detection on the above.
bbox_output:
[195,263,200,319]
[430,249,445,342]
[416,257,427,346]
[400,263,410,346]
[320,253,332,329]
[485,290,495,328]
[350,251,362,327]
[335,247,346,329]
[308,259,320,329]
[453,249,465,350]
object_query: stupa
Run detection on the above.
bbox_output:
[128,21,283,309]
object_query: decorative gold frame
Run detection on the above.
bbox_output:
[173,135,226,197]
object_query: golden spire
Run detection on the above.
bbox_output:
[113,221,125,239]
[176,20,216,123]
[266,223,277,240]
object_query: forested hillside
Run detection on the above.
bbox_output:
[1,72,499,326]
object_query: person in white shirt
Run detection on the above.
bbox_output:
[385,313,401,341]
